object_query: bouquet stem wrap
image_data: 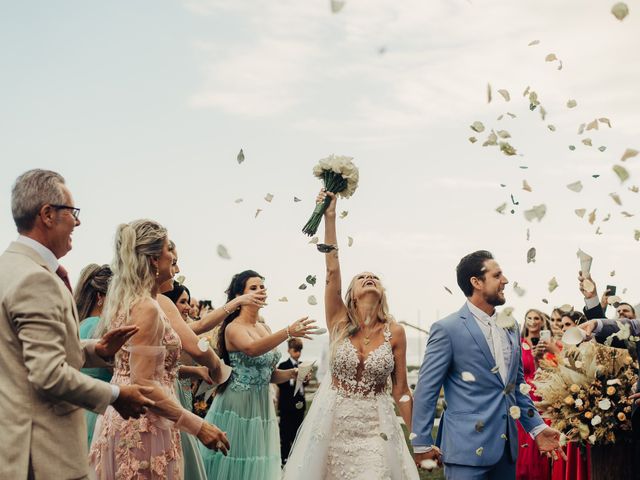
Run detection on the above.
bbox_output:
[302,155,359,236]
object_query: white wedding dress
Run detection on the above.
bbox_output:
[282,324,419,480]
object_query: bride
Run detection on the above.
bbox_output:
[283,190,419,480]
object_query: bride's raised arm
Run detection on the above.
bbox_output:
[320,190,348,333]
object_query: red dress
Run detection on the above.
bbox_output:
[516,339,551,480]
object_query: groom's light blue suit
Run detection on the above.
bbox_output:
[412,303,545,475]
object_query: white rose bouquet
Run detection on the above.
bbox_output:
[302,155,359,236]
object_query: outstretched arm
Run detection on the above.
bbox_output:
[188,291,268,335]
[225,318,316,358]
[319,190,348,333]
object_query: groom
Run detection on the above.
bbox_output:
[412,250,564,479]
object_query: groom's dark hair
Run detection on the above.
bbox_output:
[456,250,494,297]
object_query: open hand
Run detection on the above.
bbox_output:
[535,427,567,461]
[578,271,597,299]
[235,291,268,309]
[289,317,318,340]
[95,325,139,359]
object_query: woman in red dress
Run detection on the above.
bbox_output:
[516,309,559,480]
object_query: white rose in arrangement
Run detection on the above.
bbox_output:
[591,415,602,426]
[575,398,584,408]
[598,398,612,411]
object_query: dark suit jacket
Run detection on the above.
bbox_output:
[584,302,606,320]
[277,358,306,414]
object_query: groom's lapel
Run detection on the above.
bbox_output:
[505,328,519,382]
[460,304,497,372]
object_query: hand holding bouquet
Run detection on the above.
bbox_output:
[302,155,359,236]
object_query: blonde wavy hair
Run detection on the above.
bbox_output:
[97,219,168,335]
[330,273,394,359]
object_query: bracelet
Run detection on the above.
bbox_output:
[222,304,233,315]
[286,326,293,341]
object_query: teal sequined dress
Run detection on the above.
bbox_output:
[199,349,281,480]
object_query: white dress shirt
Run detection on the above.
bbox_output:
[467,300,512,382]
[16,235,120,403]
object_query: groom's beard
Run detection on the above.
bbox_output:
[485,291,506,307]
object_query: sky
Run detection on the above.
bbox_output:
[1,0,638,365]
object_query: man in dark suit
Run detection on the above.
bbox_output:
[277,338,306,466]
[579,271,636,321]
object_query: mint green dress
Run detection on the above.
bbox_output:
[199,350,281,480]
[175,376,207,480]
[78,316,112,447]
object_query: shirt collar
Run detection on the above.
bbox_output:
[466,300,497,324]
[16,235,59,273]
[289,357,298,366]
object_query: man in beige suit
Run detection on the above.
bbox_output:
[0,169,155,479]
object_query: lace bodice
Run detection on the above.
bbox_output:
[330,323,394,397]
[227,349,281,392]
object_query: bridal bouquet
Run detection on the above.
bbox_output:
[534,341,636,445]
[302,155,359,236]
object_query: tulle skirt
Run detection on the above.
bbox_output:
[283,381,419,480]
[199,385,280,480]
[175,378,207,480]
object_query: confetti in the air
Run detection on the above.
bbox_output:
[278,297,288,302]
[547,124,556,132]
[339,211,348,219]
[234,198,243,204]
[469,136,478,143]
[513,282,526,297]
[444,286,453,294]
[496,203,507,215]
[176,275,185,285]
[347,236,353,247]
[216,245,231,259]
[499,142,517,156]
[610,193,622,205]
[470,121,485,133]
[264,193,274,203]
[526,248,536,263]
[524,204,547,222]
[308,236,319,244]
[294,196,302,202]
[575,209,586,218]
[255,209,262,218]
[306,275,317,286]
[567,99,577,108]
[528,40,540,46]
[487,83,492,103]
[545,53,557,62]
[298,284,307,290]
[588,209,597,224]
[237,149,245,164]
[307,295,317,305]
[548,277,559,292]
[583,138,593,146]
[611,3,629,21]
[522,180,532,192]
[567,181,583,193]
[621,148,638,162]
[613,165,630,183]
[498,89,511,101]
[476,447,484,456]
[330,0,346,14]
[461,371,476,382]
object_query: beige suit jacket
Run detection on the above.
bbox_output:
[0,242,113,479]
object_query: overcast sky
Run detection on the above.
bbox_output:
[1,0,638,363]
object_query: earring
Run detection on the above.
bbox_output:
[155,266,159,278]
[97,299,103,306]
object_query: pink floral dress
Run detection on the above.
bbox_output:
[89,302,183,479]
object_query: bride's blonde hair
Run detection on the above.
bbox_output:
[97,219,167,335]
[330,273,394,359]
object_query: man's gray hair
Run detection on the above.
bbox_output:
[11,169,66,232]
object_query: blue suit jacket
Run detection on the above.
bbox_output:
[411,303,544,466]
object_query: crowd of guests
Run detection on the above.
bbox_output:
[0,168,636,480]
[514,276,638,480]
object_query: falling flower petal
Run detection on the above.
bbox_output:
[569,145,576,151]
[496,203,507,215]
[528,40,540,46]
[294,196,302,202]
[598,146,607,152]
[575,208,586,218]
[629,186,639,193]
[611,2,629,21]
[509,406,521,419]
[507,112,517,118]
[217,245,231,259]
[330,0,346,14]
[599,117,612,128]
[497,130,511,139]
[586,119,599,131]
[306,275,317,286]
[587,209,597,224]
[347,236,353,247]
[298,284,307,290]
[476,447,484,456]
[610,193,622,205]
[526,248,536,263]
[522,180,532,192]
[582,138,593,146]
[498,89,511,101]
[547,125,556,132]
[461,371,476,382]
[524,204,547,222]
[255,209,262,218]
[308,236,319,244]
[409,432,418,441]
[513,282,526,297]
[470,121,485,133]
[469,136,478,143]
[176,275,185,285]
[500,142,517,156]
[307,295,317,305]
[621,148,639,162]
[278,297,288,302]
[539,106,547,121]
[483,132,498,147]
[339,211,348,219]
[567,99,577,108]
[487,83,492,103]
[237,148,245,164]
[635,230,640,241]
[613,165,630,183]
[444,286,453,295]
[578,123,586,135]
[548,277,559,292]
[234,198,243,204]
[264,193,274,203]
[621,211,634,217]
[519,383,532,395]
[545,53,557,62]
[567,181,583,193]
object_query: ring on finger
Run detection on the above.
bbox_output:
[216,441,224,449]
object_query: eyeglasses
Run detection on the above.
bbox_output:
[50,204,81,221]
